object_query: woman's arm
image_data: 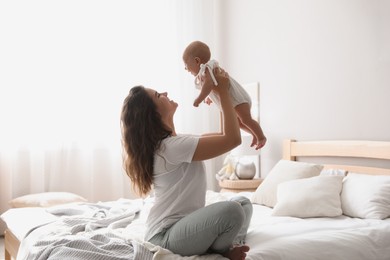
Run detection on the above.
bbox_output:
[192,70,241,161]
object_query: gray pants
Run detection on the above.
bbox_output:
[149,196,253,256]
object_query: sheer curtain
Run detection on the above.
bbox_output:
[0,0,222,232]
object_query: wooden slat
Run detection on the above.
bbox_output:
[289,140,390,160]
[283,139,390,175]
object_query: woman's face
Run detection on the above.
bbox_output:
[146,88,178,119]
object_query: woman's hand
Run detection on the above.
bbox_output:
[212,68,230,95]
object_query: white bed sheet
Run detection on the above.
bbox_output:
[2,191,390,260]
[246,202,390,260]
[207,191,390,260]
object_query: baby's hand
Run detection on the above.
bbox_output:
[205,97,213,105]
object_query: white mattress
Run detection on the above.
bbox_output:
[1,206,58,241]
[2,192,390,260]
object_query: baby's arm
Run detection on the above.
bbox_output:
[193,69,217,107]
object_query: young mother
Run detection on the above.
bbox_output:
[121,68,252,260]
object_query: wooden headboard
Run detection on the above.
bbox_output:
[283,139,390,175]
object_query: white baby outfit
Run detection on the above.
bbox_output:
[195,59,252,108]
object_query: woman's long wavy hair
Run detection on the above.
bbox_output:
[121,86,171,196]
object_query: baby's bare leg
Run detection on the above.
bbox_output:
[235,103,267,150]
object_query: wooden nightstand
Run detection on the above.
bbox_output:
[218,178,263,193]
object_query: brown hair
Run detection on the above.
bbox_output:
[121,86,171,196]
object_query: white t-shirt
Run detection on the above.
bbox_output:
[144,135,206,241]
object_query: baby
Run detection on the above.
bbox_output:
[182,41,267,150]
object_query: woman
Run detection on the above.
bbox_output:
[121,69,252,260]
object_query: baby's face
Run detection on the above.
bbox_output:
[183,56,200,76]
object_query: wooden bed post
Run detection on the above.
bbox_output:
[4,229,19,260]
[283,139,296,161]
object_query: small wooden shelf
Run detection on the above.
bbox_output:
[218,178,263,193]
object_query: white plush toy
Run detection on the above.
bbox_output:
[216,155,239,181]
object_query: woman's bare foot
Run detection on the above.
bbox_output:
[222,245,250,260]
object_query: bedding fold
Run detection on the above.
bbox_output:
[15,199,150,260]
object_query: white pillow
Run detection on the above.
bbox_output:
[251,160,323,207]
[272,175,344,218]
[341,173,390,219]
[9,192,87,208]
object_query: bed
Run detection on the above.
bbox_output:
[2,139,390,260]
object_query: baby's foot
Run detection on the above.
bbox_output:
[250,135,257,147]
[222,245,250,260]
[255,137,267,150]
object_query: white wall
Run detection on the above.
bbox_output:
[218,0,390,175]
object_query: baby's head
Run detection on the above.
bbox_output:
[182,41,211,76]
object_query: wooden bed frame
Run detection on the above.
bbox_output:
[4,139,390,260]
[283,139,390,175]
[4,228,19,260]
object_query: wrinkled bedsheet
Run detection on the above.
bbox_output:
[4,191,390,260]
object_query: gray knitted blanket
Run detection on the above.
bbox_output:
[16,200,154,260]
